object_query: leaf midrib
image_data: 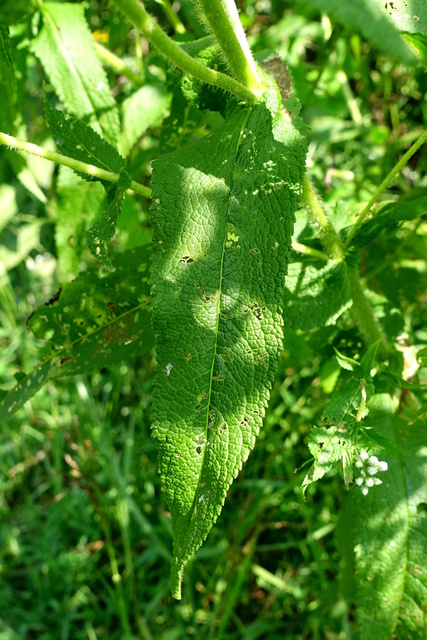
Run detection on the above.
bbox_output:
[186,107,253,537]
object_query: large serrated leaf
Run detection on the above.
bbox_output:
[31,2,119,145]
[283,258,351,330]
[150,103,308,598]
[0,247,153,422]
[353,393,427,639]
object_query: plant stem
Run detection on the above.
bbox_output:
[110,0,258,103]
[302,173,389,355]
[0,132,152,198]
[160,0,185,34]
[345,128,427,247]
[292,241,329,261]
[348,272,389,356]
[94,42,144,87]
[301,175,344,260]
[197,0,265,94]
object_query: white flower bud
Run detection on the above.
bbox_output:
[361,486,369,495]
[373,477,382,485]
[360,450,369,461]
[355,477,364,486]
[378,461,388,471]
[367,466,378,476]
[368,456,379,465]
[365,477,375,487]
[355,460,364,469]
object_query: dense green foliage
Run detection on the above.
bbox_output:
[0,0,426,638]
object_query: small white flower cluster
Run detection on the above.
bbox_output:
[355,450,388,495]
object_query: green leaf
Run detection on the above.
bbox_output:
[351,195,427,248]
[353,393,427,639]
[334,347,359,372]
[283,258,351,330]
[305,0,416,64]
[119,84,171,157]
[0,0,34,24]
[54,167,106,280]
[0,25,14,80]
[31,2,120,145]
[417,348,427,367]
[301,426,348,494]
[382,0,427,37]
[0,247,153,423]
[404,33,427,68]
[150,103,308,598]
[302,342,381,494]
[45,99,126,177]
[0,25,17,131]
[85,172,131,268]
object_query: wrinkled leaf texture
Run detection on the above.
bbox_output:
[151,102,307,598]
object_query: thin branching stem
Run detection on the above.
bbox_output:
[345,128,427,247]
[0,132,152,198]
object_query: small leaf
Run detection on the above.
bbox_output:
[283,258,351,330]
[31,2,120,144]
[334,347,359,372]
[45,99,126,177]
[416,347,427,367]
[119,83,171,157]
[350,195,427,248]
[85,172,131,267]
[0,247,153,422]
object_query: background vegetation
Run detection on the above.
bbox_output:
[1,0,426,638]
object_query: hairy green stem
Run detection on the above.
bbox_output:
[197,0,265,94]
[303,173,389,355]
[302,175,344,260]
[94,42,144,86]
[345,128,427,247]
[110,0,258,103]
[0,132,152,198]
